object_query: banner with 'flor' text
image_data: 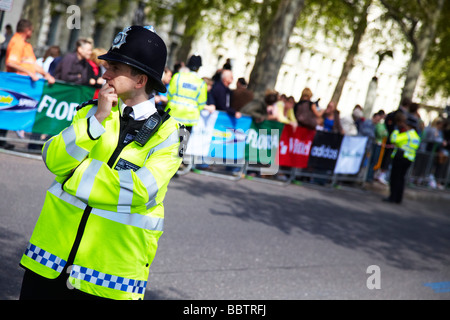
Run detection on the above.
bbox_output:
[0,72,96,135]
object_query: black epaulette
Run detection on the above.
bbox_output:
[76,99,98,111]
[156,106,171,124]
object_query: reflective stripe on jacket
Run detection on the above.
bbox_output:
[166,71,207,126]
[20,102,182,300]
[390,129,421,162]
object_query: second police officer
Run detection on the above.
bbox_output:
[383,113,421,204]
[166,54,212,133]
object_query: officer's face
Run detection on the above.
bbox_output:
[102,61,141,98]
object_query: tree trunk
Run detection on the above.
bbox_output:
[176,11,198,64]
[331,0,371,107]
[248,0,305,100]
[400,0,444,102]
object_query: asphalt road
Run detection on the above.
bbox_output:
[1,151,449,300]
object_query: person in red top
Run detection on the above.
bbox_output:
[5,19,55,83]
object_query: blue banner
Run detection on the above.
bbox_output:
[208,111,252,160]
[0,73,45,131]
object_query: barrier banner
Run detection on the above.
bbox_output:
[0,73,45,132]
[334,135,368,174]
[307,131,343,171]
[278,125,316,168]
[245,120,284,165]
[185,109,219,157]
[32,80,95,135]
[185,110,252,161]
[208,111,252,160]
[0,72,96,135]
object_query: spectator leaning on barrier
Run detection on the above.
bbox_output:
[266,92,280,121]
[19,25,184,300]
[5,19,55,83]
[294,87,322,130]
[418,117,448,189]
[408,102,424,135]
[231,77,254,112]
[383,113,421,204]
[241,89,278,123]
[36,46,61,75]
[166,54,208,133]
[322,101,344,135]
[88,47,108,99]
[155,67,172,107]
[54,38,97,86]
[374,110,387,144]
[211,69,242,119]
[353,104,365,133]
[89,47,108,81]
[202,77,217,113]
[267,92,296,127]
[360,111,384,182]
[2,19,55,150]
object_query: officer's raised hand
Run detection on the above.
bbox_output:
[96,82,118,123]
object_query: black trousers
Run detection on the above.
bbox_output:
[389,152,412,204]
[19,269,109,300]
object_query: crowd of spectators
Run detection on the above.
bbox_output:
[1,19,450,190]
[157,58,450,189]
[0,19,107,150]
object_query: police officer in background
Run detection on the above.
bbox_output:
[19,26,185,300]
[383,113,421,204]
[166,54,213,133]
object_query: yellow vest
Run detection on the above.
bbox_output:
[390,129,421,162]
[20,101,182,300]
[166,71,207,126]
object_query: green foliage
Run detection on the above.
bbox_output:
[296,0,369,48]
[94,0,134,22]
[422,0,450,97]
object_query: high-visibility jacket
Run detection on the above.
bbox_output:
[166,71,207,126]
[20,100,183,300]
[390,128,421,162]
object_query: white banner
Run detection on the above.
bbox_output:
[185,110,218,156]
[334,135,368,174]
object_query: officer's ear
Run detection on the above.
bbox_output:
[135,73,148,91]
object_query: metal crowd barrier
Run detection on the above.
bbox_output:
[185,137,374,188]
[291,138,371,188]
[407,141,450,190]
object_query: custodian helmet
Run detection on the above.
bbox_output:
[187,54,202,71]
[99,25,168,93]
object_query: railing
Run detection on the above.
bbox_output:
[408,141,450,190]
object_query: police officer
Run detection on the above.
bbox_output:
[19,26,184,300]
[383,113,421,204]
[166,54,210,133]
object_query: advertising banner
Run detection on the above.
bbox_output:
[185,110,252,162]
[0,73,45,132]
[245,120,284,165]
[0,72,96,135]
[186,110,219,157]
[278,125,316,168]
[207,111,252,161]
[32,80,96,135]
[307,131,343,171]
[334,135,368,174]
